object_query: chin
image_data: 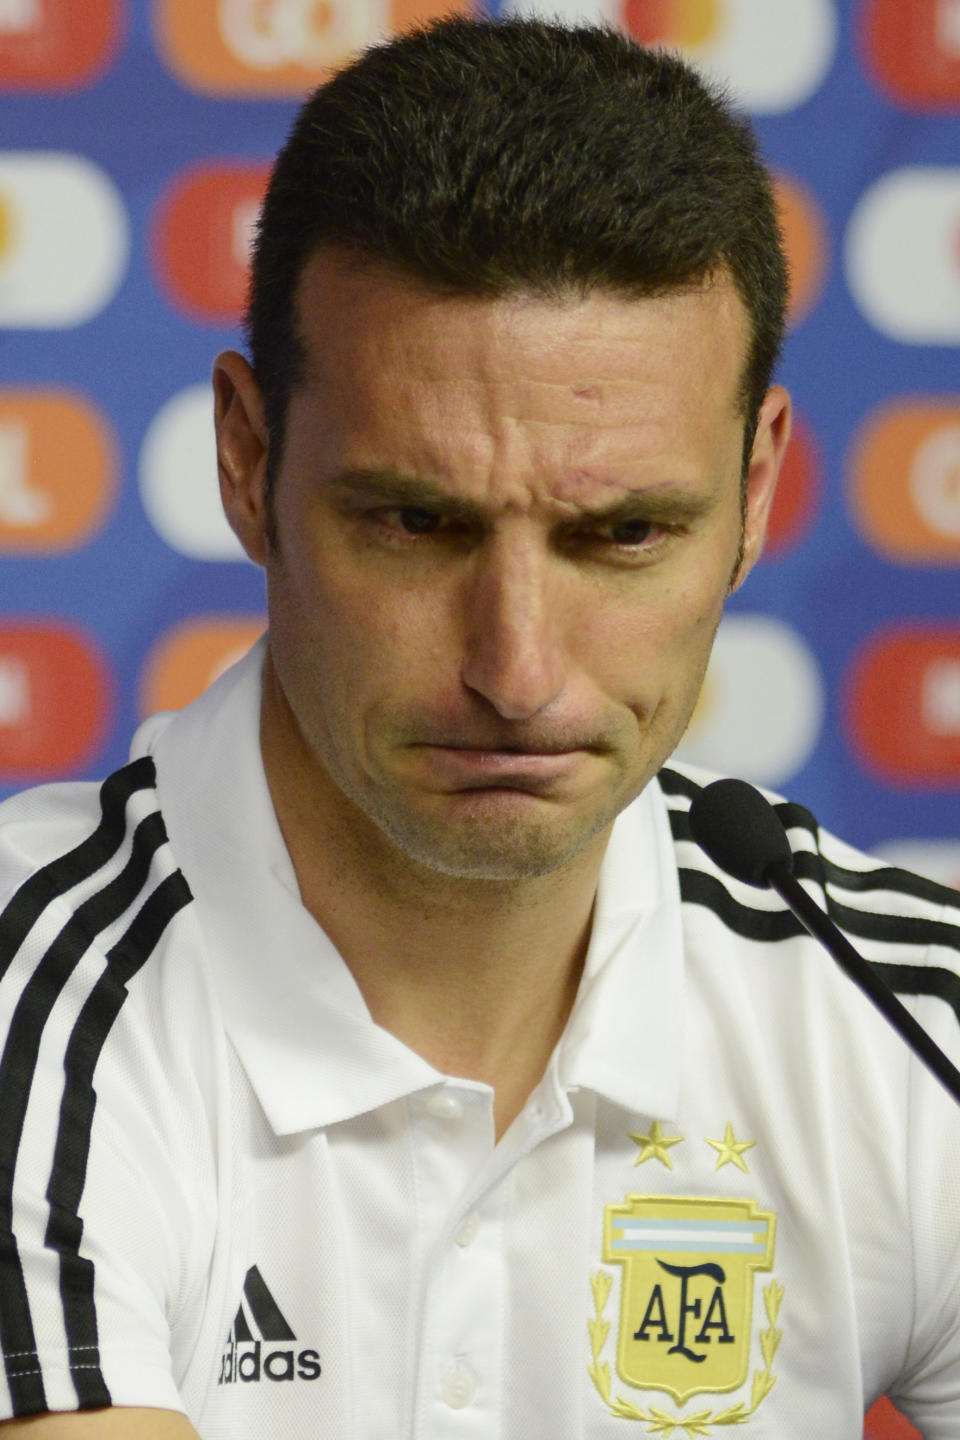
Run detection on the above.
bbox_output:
[375,795,622,883]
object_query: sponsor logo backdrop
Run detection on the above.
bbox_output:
[0,2,956,1433]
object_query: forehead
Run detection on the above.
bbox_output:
[295,251,748,395]
[287,251,749,501]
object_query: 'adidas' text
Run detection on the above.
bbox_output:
[218,1336,321,1385]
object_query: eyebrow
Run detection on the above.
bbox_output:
[329,469,481,522]
[327,467,717,527]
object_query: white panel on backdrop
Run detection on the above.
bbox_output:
[0,154,128,328]
[498,0,837,114]
[218,0,391,69]
[0,421,46,526]
[500,0,622,24]
[845,167,960,344]
[139,385,248,561]
[689,0,837,114]
[674,613,825,788]
[912,425,960,539]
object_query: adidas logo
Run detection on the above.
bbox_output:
[218,1265,321,1385]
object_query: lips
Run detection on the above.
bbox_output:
[412,744,591,790]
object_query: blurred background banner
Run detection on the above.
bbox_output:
[0,2,956,1435]
[2,0,959,870]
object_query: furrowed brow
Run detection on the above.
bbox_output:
[577,487,717,527]
[329,468,715,527]
[328,468,483,522]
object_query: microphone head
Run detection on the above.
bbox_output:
[687,778,794,888]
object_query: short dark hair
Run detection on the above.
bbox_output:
[246,16,788,489]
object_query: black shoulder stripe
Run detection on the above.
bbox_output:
[0,812,171,1197]
[871,962,960,1030]
[771,800,819,836]
[827,897,960,956]
[680,871,960,1025]
[0,801,168,1415]
[0,765,190,1418]
[0,757,157,984]
[46,870,192,1410]
[0,1245,44,1417]
[780,819,960,912]
[786,852,960,946]
[820,858,960,910]
[678,845,960,957]
[664,774,960,919]
[679,861,960,954]
[658,766,700,801]
[678,867,805,943]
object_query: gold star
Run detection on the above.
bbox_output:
[629,1120,684,1169]
[705,1122,756,1173]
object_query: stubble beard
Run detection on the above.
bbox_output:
[353,778,634,884]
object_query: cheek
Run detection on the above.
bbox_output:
[273,544,456,699]
[571,580,725,698]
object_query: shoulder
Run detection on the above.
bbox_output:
[0,757,206,1149]
[0,763,215,1420]
[0,755,193,971]
[657,759,960,996]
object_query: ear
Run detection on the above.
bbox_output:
[730,384,792,591]
[212,350,271,568]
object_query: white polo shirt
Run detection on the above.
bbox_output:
[1,640,959,1438]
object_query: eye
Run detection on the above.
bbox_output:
[605,518,655,546]
[391,507,443,535]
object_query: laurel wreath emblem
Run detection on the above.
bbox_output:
[587,1269,784,1436]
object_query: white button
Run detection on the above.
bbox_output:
[441,1364,478,1409]
[424,1091,463,1121]
[454,1212,479,1247]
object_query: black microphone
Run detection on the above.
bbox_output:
[688,777,960,1110]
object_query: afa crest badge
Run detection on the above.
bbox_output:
[588,1194,783,1432]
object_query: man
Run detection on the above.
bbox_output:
[0,16,958,1438]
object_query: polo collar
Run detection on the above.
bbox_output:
[553,779,684,1123]
[141,640,683,1135]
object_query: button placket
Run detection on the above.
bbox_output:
[411,1084,502,1436]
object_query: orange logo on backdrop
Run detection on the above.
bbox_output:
[140,617,266,717]
[0,187,17,263]
[154,0,476,97]
[849,401,960,565]
[764,414,820,557]
[845,626,960,786]
[860,0,960,109]
[623,0,720,47]
[0,0,124,91]
[153,164,270,323]
[0,390,118,552]
[0,624,111,780]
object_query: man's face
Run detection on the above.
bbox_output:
[216,253,789,883]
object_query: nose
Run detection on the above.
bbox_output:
[459,534,567,721]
